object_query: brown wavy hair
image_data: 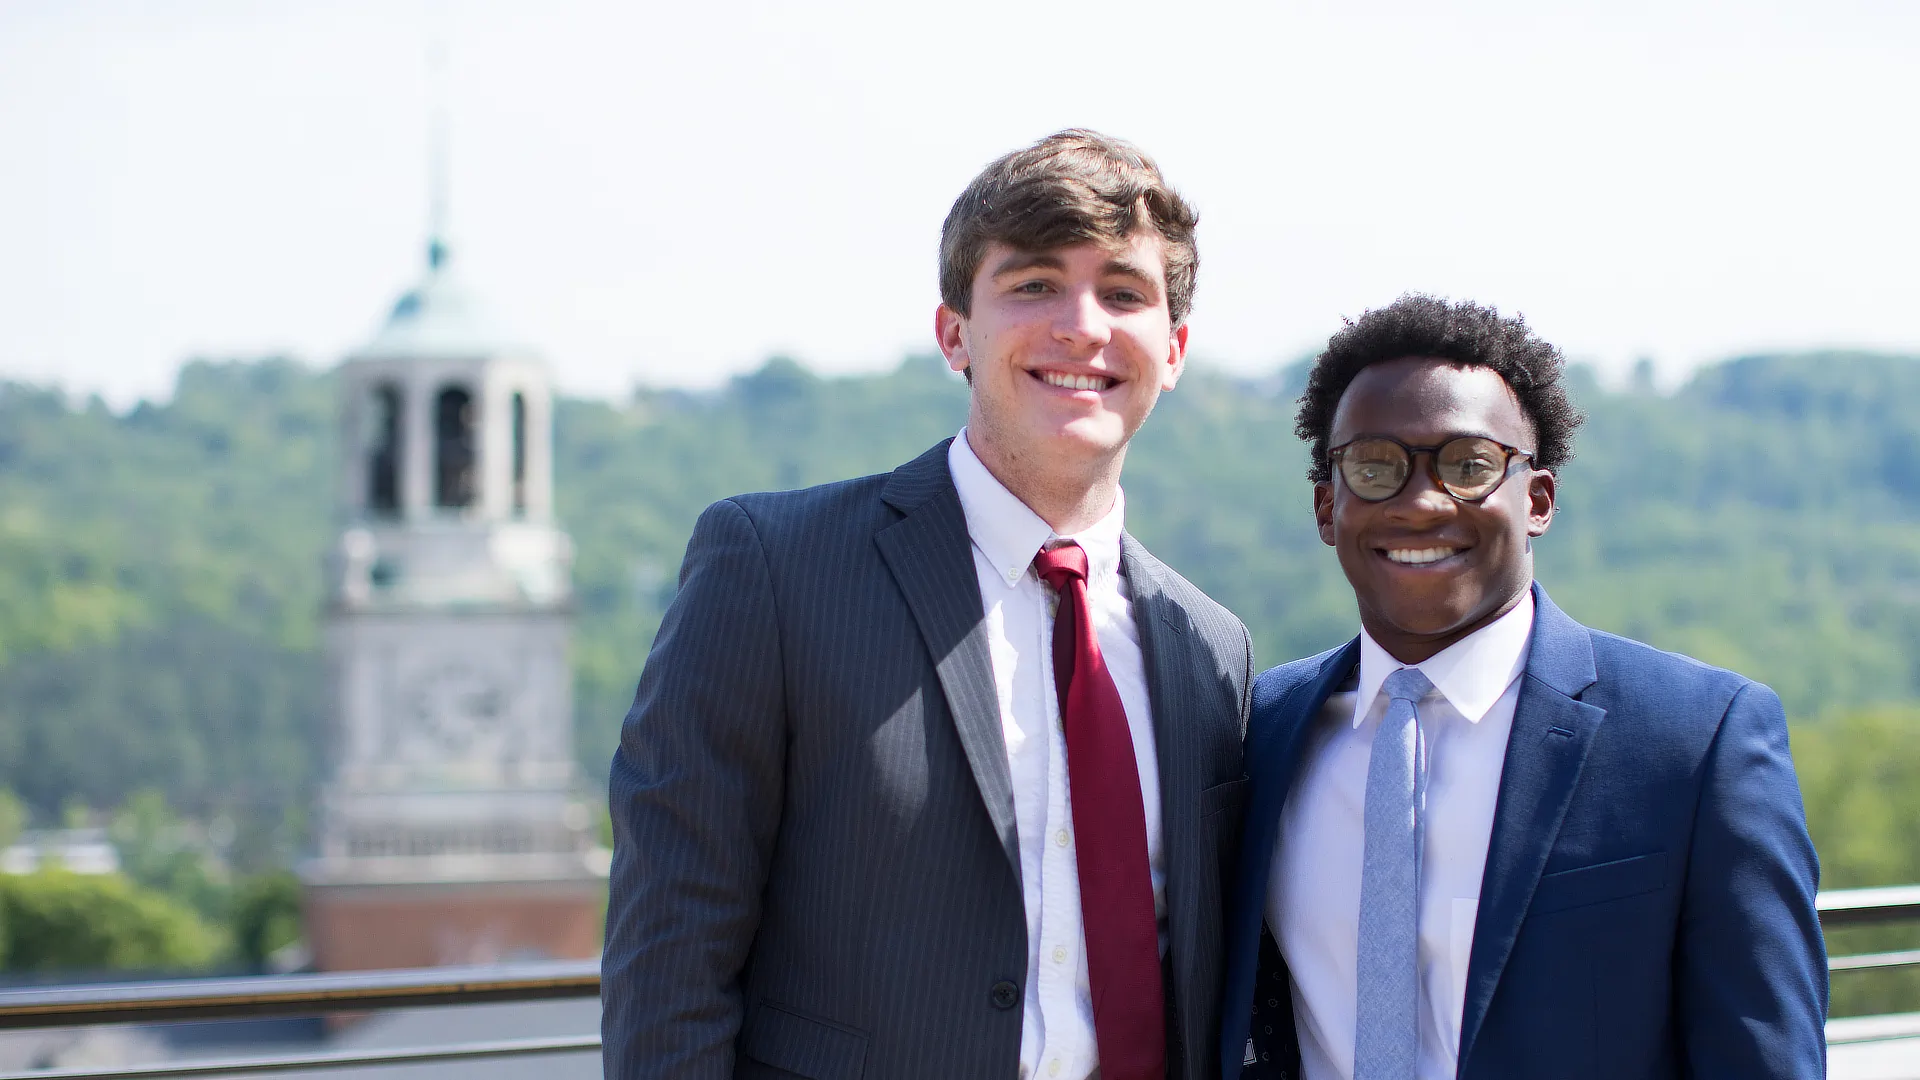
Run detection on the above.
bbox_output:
[939,129,1199,327]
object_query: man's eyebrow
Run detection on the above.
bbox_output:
[986,250,1163,293]
[1102,257,1159,289]
[1343,430,1506,446]
[988,252,1067,277]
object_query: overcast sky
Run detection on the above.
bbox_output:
[2,0,1916,405]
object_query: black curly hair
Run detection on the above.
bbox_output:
[1295,294,1584,483]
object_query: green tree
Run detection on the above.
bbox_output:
[0,868,220,973]
[0,788,18,969]
[228,870,303,969]
[0,787,23,851]
[109,788,226,919]
[1796,706,1920,890]
[1793,705,1920,1017]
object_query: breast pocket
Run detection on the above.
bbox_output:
[1530,852,1669,916]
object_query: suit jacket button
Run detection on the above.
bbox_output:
[991,980,1019,1009]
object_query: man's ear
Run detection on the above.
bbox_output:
[935,305,970,376]
[1160,322,1189,392]
[1527,470,1557,536]
[1314,480,1335,546]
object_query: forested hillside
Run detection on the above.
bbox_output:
[2,350,1918,840]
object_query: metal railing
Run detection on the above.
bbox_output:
[0,961,600,1079]
[1,884,1918,1077]
[1820,884,1920,1046]
[0,960,599,1030]
[0,1036,599,1080]
[1819,884,1920,929]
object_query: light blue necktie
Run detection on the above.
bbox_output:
[1355,667,1435,1080]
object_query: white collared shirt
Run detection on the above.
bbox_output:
[948,430,1165,1080]
[1266,591,1535,1080]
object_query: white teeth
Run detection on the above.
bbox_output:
[1038,371,1114,392]
[1385,547,1460,565]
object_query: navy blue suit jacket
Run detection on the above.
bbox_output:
[1221,584,1827,1079]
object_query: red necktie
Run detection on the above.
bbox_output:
[1034,541,1165,1080]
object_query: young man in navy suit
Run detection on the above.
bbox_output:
[1222,296,1827,1079]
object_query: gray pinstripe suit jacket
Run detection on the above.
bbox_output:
[602,440,1253,1080]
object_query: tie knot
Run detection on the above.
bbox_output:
[1382,667,1434,705]
[1033,541,1088,590]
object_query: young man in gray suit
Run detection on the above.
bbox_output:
[603,130,1253,1079]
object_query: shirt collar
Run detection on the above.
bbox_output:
[948,428,1125,590]
[1351,588,1535,729]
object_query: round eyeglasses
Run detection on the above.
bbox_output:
[1328,435,1535,503]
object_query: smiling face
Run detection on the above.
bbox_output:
[1315,356,1557,663]
[936,234,1188,488]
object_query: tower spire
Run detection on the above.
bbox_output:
[426,20,451,272]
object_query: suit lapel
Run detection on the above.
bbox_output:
[874,442,1021,886]
[1456,585,1604,1072]
[1221,637,1358,1080]
[1121,538,1203,996]
[1240,641,1360,911]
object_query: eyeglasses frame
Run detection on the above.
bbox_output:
[1326,434,1537,504]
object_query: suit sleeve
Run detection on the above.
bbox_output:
[1675,681,1828,1078]
[602,498,787,1080]
[1239,623,1255,735]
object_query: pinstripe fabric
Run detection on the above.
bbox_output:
[603,441,1253,1080]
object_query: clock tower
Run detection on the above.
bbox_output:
[301,238,607,971]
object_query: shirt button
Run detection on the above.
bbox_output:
[1052,945,1066,964]
[1048,1061,1062,1077]
[1055,829,1070,848]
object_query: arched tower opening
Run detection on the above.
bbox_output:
[434,384,478,509]
[367,383,403,517]
[511,391,528,516]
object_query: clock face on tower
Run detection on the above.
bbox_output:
[400,661,511,763]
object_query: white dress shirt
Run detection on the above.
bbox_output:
[1266,591,1535,1080]
[948,430,1165,1080]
